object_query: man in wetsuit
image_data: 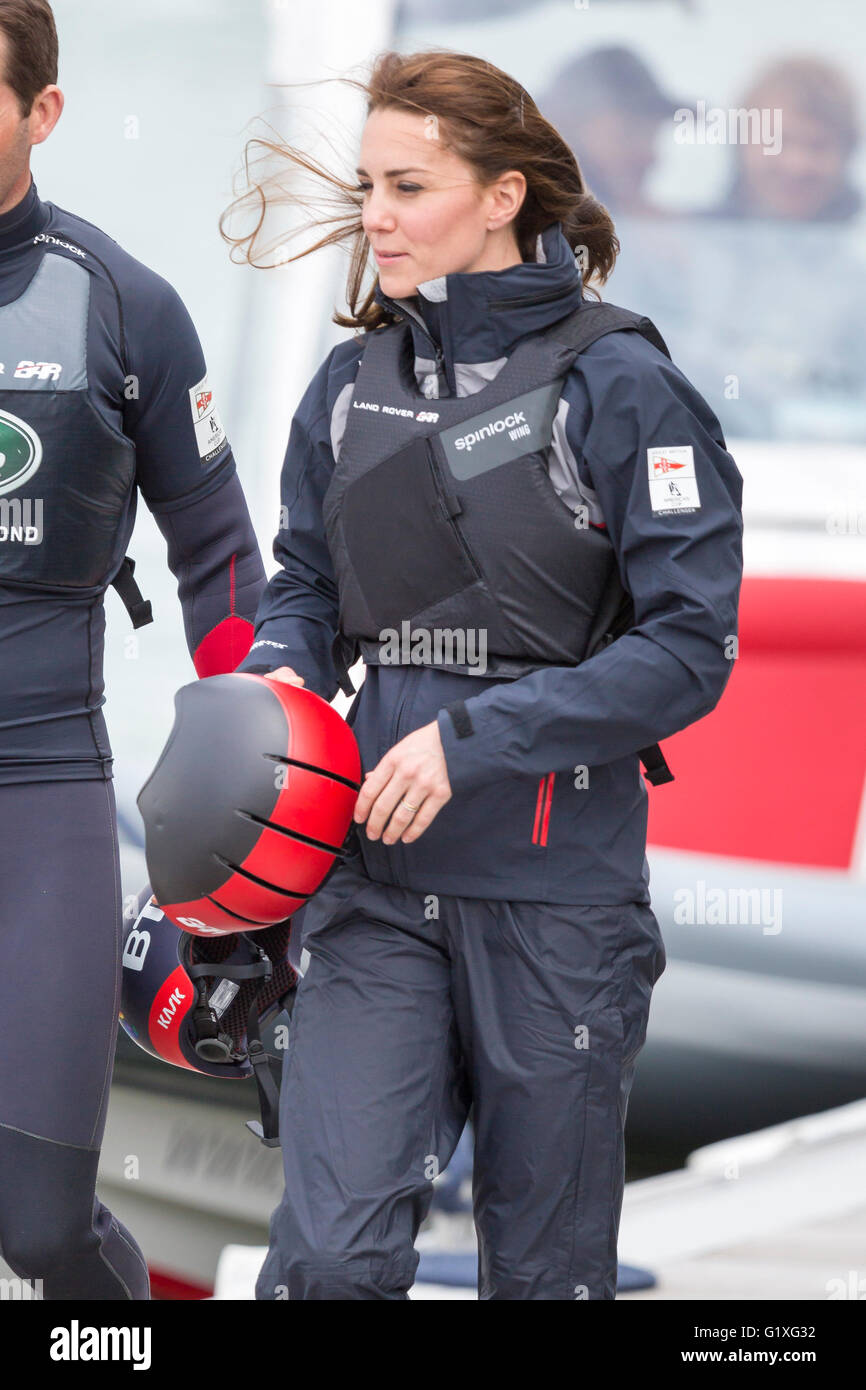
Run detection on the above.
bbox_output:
[0,0,265,1298]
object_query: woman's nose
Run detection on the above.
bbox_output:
[362,192,397,235]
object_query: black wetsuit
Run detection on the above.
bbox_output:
[0,181,265,1298]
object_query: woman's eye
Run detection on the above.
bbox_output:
[354,182,422,194]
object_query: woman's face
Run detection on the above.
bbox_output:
[357,105,526,298]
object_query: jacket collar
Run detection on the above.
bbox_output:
[373,221,584,394]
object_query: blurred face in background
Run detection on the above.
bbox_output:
[739,94,852,220]
[358,104,526,297]
[561,108,661,214]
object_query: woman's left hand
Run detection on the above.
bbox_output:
[353,719,452,844]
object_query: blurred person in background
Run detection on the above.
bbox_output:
[539,45,682,216]
[227,47,743,1300]
[712,57,861,222]
[608,51,866,441]
[0,0,265,1299]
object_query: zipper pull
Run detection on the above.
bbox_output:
[434,343,449,397]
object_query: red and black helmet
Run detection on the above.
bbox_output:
[120,883,299,1143]
[137,672,361,935]
[120,882,297,1080]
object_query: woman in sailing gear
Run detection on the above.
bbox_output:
[232,49,743,1299]
[0,3,265,1300]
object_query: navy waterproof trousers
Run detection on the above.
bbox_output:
[257,851,666,1300]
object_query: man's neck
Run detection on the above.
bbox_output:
[0,166,33,217]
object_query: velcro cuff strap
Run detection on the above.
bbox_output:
[444,700,474,739]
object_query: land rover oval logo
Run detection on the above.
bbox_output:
[0,409,43,496]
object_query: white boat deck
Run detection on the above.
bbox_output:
[618,1100,866,1300]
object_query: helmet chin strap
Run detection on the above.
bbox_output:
[241,960,283,1149]
[179,935,284,1147]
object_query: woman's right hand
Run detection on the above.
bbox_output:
[266,666,305,687]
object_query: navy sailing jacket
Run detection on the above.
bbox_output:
[238,223,743,904]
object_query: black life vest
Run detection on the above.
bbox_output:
[0,248,151,626]
[324,299,674,786]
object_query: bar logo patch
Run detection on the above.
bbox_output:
[189,372,228,464]
[647,445,700,513]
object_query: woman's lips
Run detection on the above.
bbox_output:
[375,251,407,264]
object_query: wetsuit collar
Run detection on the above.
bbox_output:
[0,177,50,252]
[372,221,585,393]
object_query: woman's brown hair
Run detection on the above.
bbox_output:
[220,48,619,331]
